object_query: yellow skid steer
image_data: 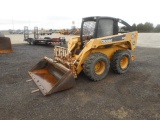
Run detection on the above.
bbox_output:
[28,16,138,96]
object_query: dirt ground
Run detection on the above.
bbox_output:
[0,33,160,120]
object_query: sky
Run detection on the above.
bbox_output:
[0,0,160,30]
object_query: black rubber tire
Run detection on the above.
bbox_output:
[83,52,110,81]
[28,39,32,45]
[28,39,36,45]
[111,50,131,74]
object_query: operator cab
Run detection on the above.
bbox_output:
[80,16,131,47]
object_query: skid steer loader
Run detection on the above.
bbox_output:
[0,32,12,53]
[28,16,138,96]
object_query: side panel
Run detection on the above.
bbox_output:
[75,32,138,74]
[75,45,126,74]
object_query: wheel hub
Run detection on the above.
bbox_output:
[94,61,105,75]
[120,56,129,69]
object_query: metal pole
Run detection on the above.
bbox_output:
[12,17,14,30]
[29,18,30,30]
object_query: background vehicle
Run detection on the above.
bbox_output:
[39,28,52,35]
[24,26,66,45]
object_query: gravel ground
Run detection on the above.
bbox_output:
[0,33,160,120]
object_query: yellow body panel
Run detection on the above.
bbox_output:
[54,31,138,77]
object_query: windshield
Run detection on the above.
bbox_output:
[82,21,96,36]
[97,19,113,37]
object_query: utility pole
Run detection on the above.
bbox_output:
[29,18,31,30]
[12,17,14,30]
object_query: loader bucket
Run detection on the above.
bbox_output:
[28,57,76,96]
[0,37,12,53]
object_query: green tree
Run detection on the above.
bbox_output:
[143,22,154,32]
[154,24,160,32]
[131,23,137,31]
[137,23,144,32]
